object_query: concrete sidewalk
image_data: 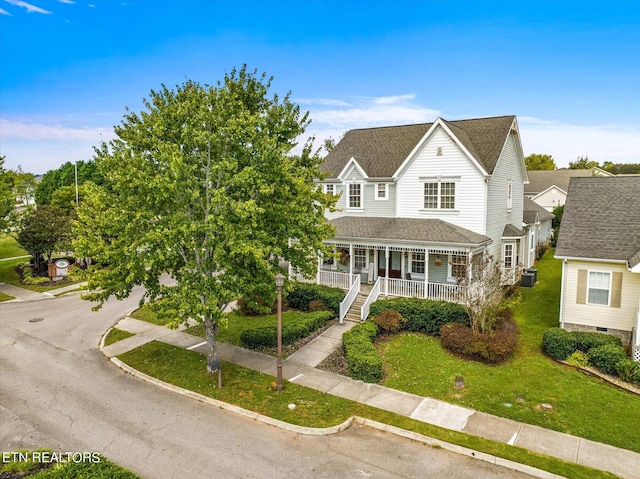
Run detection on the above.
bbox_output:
[104,317,640,479]
[0,281,87,302]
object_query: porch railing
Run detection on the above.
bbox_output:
[292,271,354,290]
[380,278,466,303]
[339,275,360,323]
[361,276,382,322]
[633,304,640,362]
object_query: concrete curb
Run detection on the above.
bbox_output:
[108,353,568,479]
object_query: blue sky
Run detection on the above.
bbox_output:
[1,0,639,174]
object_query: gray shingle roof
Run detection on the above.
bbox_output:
[555,177,640,265]
[523,197,555,225]
[502,224,525,237]
[329,217,491,246]
[525,169,611,195]
[320,115,516,178]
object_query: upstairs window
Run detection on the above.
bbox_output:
[507,180,513,211]
[376,183,387,200]
[348,183,362,209]
[325,184,334,195]
[423,179,457,210]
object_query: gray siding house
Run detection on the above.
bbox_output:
[293,115,534,320]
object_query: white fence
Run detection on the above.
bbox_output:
[380,278,465,304]
[339,275,360,323]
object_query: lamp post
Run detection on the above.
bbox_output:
[274,273,285,392]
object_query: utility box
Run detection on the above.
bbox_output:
[521,271,535,288]
[525,268,537,283]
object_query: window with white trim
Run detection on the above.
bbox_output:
[411,252,425,274]
[348,183,362,209]
[503,244,514,269]
[588,271,611,305]
[450,254,467,278]
[376,183,387,200]
[507,180,513,211]
[422,179,457,210]
[324,184,334,195]
[354,248,366,270]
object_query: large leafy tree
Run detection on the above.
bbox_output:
[0,156,15,232]
[74,67,336,375]
[524,153,556,171]
[568,155,599,170]
[34,160,102,205]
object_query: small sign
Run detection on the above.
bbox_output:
[55,259,71,277]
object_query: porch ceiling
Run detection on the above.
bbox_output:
[328,217,491,246]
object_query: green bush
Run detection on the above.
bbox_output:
[20,263,49,285]
[240,311,333,348]
[343,322,383,382]
[573,331,622,353]
[372,309,406,333]
[616,359,640,383]
[286,283,345,315]
[542,327,576,360]
[588,344,628,375]
[565,350,590,367]
[369,297,469,336]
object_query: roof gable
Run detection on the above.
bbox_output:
[523,197,555,225]
[555,177,640,265]
[525,168,614,194]
[320,115,517,179]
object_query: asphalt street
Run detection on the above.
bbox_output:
[0,289,532,478]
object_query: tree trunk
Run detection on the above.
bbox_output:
[203,315,220,375]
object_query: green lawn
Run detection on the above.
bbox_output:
[0,257,82,293]
[104,327,135,346]
[118,341,617,479]
[0,234,28,259]
[378,249,640,453]
[0,291,15,302]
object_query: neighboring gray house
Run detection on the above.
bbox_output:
[555,177,640,360]
[292,115,529,319]
[523,197,555,268]
[525,168,613,212]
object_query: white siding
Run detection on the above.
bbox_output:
[396,127,487,234]
[561,260,640,332]
[324,181,396,219]
[485,132,525,261]
[533,188,566,212]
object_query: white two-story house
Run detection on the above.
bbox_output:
[293,115,529,320]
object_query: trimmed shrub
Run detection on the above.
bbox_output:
[308,299,328,312]
[286,283,345,315]
[565,350,590,367]
[369,297,469,336]
[542,327,576,360]
[573,331,622,353]
[240,311,333,348]
[588,344,628,375]
[372,309,406,333]
[440,323,518,363]
[343,322,383,382]
[616,359,640,383]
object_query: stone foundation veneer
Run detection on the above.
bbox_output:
[563,323,631,349]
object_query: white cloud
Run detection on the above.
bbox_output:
[372,94,416,105]
[0,118,113,141]
[4,0,51,14]
[519,117,640,168]
[0,7,10,14]
[58,0,74,4]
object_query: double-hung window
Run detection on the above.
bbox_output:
[450,254,467,278]
[348,183,362,209]
[503,244,514,269]
[588,271,611,305]
[411,252,425,274]
[376,183,387,200]
[354,248,366,270]
[324,184,335,195]
[422,178,457,210]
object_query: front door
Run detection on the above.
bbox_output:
[389,251,402,278]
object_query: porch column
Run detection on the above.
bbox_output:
[333,245,337,271]
[424,248,429,299]
[317,254,321,284]
[384,245,389,296]
[349,243,354,282]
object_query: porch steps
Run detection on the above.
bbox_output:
[343,294,367,323]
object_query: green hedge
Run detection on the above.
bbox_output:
[368,297,469,336]
[342,322,383,383]
[286,283,345,316]
[588,344,628,375]
[542,328,576,360]
[240,311,333,348]
[573,331,622,353]
[616,359,640,383]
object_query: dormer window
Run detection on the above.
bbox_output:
[347,182,363,210]
[324,184,334,195]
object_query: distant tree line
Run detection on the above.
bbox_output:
[525,153,640,173]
